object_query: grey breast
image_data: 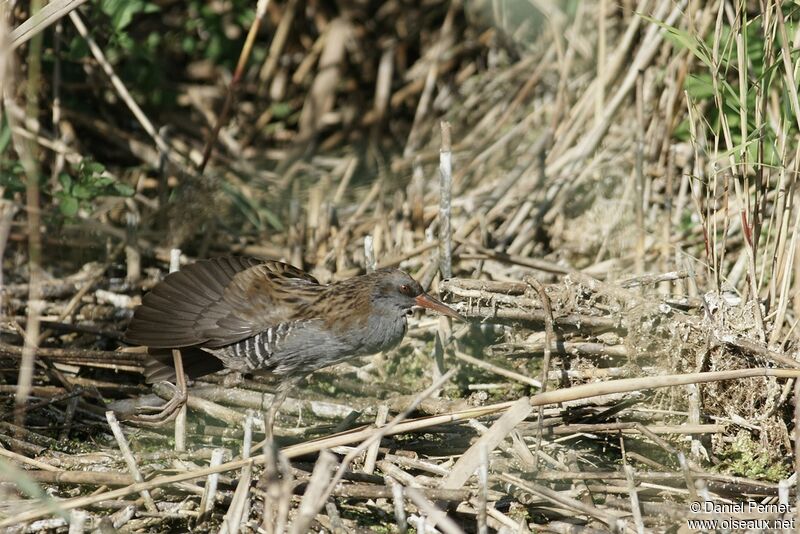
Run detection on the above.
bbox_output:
[358,311,408,355]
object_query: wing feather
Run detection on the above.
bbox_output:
[125,257,323,349]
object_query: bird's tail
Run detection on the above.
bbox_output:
[144,347,225,383]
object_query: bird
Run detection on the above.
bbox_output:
[124,256,464,435]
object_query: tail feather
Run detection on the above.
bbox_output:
[144,347,225,383]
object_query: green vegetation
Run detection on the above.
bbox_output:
[716,431,790,482]
[56,159,134,217]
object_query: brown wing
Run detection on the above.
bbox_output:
[125,257,322,349]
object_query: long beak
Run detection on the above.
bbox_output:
[414,293,466,321]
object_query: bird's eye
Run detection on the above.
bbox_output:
[399,284,411,295]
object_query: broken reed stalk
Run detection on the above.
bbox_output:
[324,502,344,532]
[634,71,645,275]
[216,412,256,533]
[219,460,253,534]
[10,0,88,49]
[105,411,157,512]
[362,404,389,475]
[50,15,63,182]
[68,509,86,534]
[432,121,453,392]
[242,410,254,459]
[524,276,555,472]
[453,350,542,388]
[439,120,452,279]
[364,234,376,273]
[0,200,18,313]
[288,451,337,534]
[261,442,293,533]
[477,443,489,534]
[405,488,463,534]
[624,464,645,534]
[387,476,407,533]
[197,448,224,524]
[125,212,140,285]
[10,1,43,432]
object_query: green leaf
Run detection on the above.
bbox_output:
[271,102,292,119]
[207,34,223,61]
[58,173,72,191]
[673,119,691,141]
[72,184,93,199]
[145,32,161,50]
[182,36,197,54]
[101,0,144,31]
[0,119,10,155]
[260,208,283,231]
[685,74,715,99]
[67,37,88,60]
[639,13,712,69]
[58,195,79,217]
[0,168,23,192]
[110,183,135,197]
[116,32,135,52]
[83,161,106,175]
[237,8,256,27]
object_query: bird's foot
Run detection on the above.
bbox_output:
[124,381,188,427]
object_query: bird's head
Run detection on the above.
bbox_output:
[373,269,465,320]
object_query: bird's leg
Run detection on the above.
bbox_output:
[173,348,188,400]
[263,388,289,443]
[127,349,189,427]
[262,377,301,444]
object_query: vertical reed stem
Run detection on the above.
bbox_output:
[438,120,452,280]
[170,249,187,452]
